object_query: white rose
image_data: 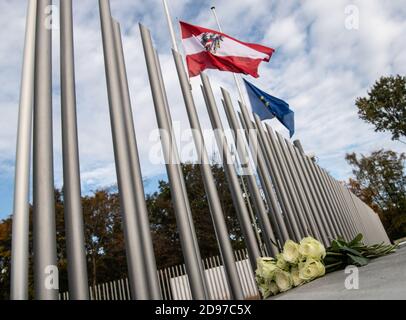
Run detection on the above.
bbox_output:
[276,253,289,271]
[290,267,304,287]
[298,237,326,260]
[282,240,301,264]
[256,257,278,280]
[274,269,293,292]
[258,281,272,299]
[298,258,326,282]
[268,281,280,296]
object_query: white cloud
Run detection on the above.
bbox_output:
[0,0,405,218]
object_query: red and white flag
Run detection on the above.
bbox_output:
[180,21,274,78]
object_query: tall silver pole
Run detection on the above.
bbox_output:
[171,50,244,299]
[33,0,58,300]
[158,1,209,289]
[346,188,365,236]
[239,104,300,243]
[162,0,179,52]
[139,24,207,299]
[346,187,367,237]
[337,181,359,238]
[293,140,339,238]
[290,141,334,241]
[112,21,161,300]
[323,170,355,239]
[309,159,347,238]
[234,114,272,248]
[249,115,291,243]
[265,126,308,238]
[250,119,302,241]
[316,165,350,240]
[274,132,320,238]
[99,0,149,299]
[60,0,89,300]
[153,50,209,298]
[200,73,261,270]
[299,150,342,238]
[210,6,247,105]
[284,140,330,245]
[10,0,37,300]
[221,88,279,256]
[341,182,363,237]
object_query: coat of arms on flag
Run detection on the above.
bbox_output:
[200,33,224,54]
[180,21,274,78]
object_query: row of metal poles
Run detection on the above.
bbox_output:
[10,0,390,300]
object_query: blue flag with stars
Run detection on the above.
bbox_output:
[243,79,295,138]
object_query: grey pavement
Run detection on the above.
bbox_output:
[270,247,406,300]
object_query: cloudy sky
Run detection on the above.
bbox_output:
[1,0,405,219]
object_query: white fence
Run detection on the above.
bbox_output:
[60,248,259,300]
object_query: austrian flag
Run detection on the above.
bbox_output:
[180,21,274,78]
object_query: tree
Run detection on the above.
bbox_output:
[147,163,244,268]
[346,150,406,240]
[0,217,12,300]
[355,75,406,144]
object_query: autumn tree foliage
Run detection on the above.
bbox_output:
[356,75,406,144]
[346,150,406,241]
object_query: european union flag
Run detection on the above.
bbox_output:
[243,79,295,138]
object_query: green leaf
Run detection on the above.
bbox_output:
[349,234,364,246]
[340,245,364,257]
[331,240,344,251]
[347,253,369,266]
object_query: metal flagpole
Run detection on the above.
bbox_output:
[263,124,306,239]
[336,180,359,238]
[210,6,247,105]
[161,0,242,296]
[210,6,281,251]
[99,0,149,299]
[248,115,292,243]
[293,140,339,239]
[345,187,364,236]
[200,73,262,271]
[274,131,320,238]
[139,24,207,300]
[307,156,346,238]
[293,139,343,238]
[240,103,298,244]
[284,141,331,245]
[112,21,161,300]
[229,120,264,252]
[323,170,354,240]
[162,0,179,52]
[153,49,209,298]
[242,106,302,241]
[60,0,89,300]
[171,49,245,299]
[221,88,279,256]
[339,180,362,237]
[33,0,58,300]
[281,137,329,245]
[316,165,350,240]
[10,0,37,300]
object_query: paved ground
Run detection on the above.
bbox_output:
[270,247,406,300]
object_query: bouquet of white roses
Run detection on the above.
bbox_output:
[255,237,326,298]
